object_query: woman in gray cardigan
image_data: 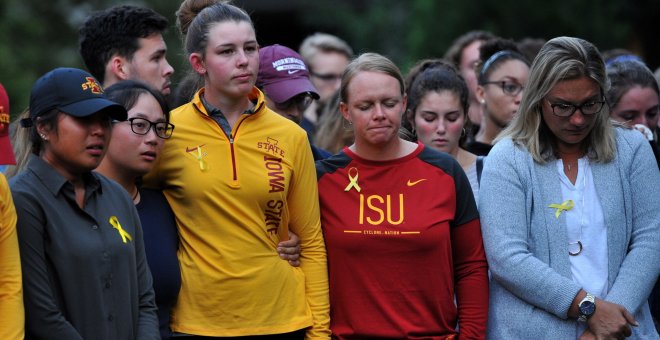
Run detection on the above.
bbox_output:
[479,37,660,339]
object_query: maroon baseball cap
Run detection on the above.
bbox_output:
[257,44,319,104]
[0,83,16,165]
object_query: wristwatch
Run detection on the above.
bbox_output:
[578,293,596,322]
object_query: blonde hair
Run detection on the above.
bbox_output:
[340,52,404,103]
[299,33,353,68]
[6,110,33,179]
[314,91,354,154]
[498,36,617,163]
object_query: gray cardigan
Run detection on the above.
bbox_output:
[479,128,660,339]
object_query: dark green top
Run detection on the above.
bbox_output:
[10,155,158,340]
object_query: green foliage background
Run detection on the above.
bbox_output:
[1,0,657,118]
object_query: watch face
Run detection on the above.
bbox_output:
[579,300,596,316]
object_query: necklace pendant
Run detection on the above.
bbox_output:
[569,240,583,256]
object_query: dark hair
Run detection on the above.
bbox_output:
[104,80,170,122]
[171,72,206,109]
[517,37,546,64]
[476,38,530,84]
[601,48,639,65]
[444,30,496,68]
[176,0,222,37]
[403,59,471,144]
[79,5,169,83]
[406,59,470,116]
[606,59,659,109]
[28,109,59,155]
[178,0,253,56]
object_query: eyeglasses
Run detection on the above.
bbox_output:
[547,99,606,117]
[311,72,342,82]
[114,117,175,139]
[275,93,314,113]
[482,81,524,96]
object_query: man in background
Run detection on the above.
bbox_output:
[79,5,174,95]
[298,33,353,136]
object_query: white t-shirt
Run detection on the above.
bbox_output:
[465,161,479,206]
[557,158,609,338]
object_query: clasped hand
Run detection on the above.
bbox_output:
[579,299,638,340]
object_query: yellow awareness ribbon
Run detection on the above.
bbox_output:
[196,146,208,171]
[344,167,361,193]
[109,216,133,244]
[548,199,574,219]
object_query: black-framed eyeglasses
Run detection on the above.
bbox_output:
[481,81,524,96]
[114,117,175,139]
[547,99,606,117]
[275,92,314,113]
[310,72,342,82]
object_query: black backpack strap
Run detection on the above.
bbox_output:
[476,156,484,185]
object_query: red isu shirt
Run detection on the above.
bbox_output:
[316,143,488,339]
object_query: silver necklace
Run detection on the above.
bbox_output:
[568,160,587,256]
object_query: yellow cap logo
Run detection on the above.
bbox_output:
[81,77,103,94]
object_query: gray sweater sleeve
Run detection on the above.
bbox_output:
[478,139,581,318]
[604,129,660,314]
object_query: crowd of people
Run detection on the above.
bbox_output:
[0,1,659,339]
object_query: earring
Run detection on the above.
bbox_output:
[342,119,353,130]
[480,99,486,104]
[40,133,48,141]
[461,128,466,137]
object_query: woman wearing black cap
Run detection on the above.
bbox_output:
[10,67,159,340]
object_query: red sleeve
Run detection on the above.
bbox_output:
[452,218,489,339]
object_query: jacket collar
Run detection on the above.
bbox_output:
[191,86,266,117]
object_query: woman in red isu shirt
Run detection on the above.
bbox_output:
[316,53,489,339]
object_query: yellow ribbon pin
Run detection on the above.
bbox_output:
[344,167,361,193]
[548,199,574,219]
[109,216,133,244]
[196,146,208,171]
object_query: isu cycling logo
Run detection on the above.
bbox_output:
[81,77,103,94]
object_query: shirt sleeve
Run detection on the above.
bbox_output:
[130,204,160,339]
[451,165,489,339]
[0,174,24,340]
[604,132,660,313]
[288,135,330,339]
[12,189,83,340]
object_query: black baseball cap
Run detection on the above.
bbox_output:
[27,67,126,123]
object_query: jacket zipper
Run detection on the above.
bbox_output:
[227,117,248,181]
